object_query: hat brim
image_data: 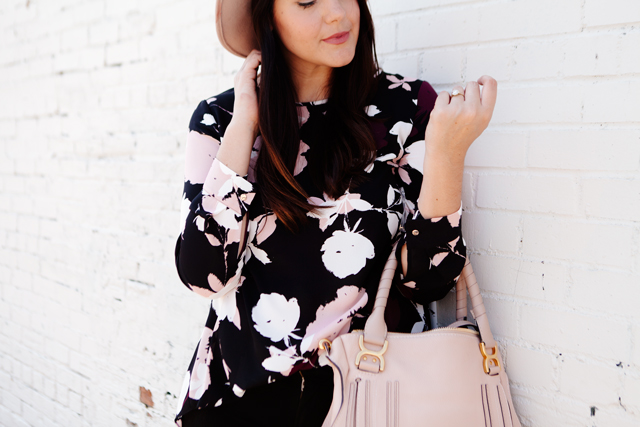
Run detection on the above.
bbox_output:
[216,0,260,58]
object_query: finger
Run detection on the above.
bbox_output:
[248,50,262,64]
[450,85,465,104]
[241,52,262,75]
[463,81,480,107]
[434,90,451,109]
[477,75,497,110]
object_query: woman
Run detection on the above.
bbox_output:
[174,0,497,425]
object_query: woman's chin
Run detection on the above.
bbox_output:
[324,50,357,68]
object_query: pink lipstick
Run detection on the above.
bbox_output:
[323,31,349,44]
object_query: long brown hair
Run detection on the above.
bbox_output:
[251,0,381,232]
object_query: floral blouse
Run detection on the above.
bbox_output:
[173,70,467,425]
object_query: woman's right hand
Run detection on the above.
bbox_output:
[232,49,262,133]
[215,50,262,177]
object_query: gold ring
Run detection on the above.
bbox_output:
[451,89,464,97]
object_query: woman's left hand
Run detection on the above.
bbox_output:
[424,75,498,163]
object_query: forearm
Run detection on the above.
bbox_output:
[215,119,258,177]
[416,145,465,219]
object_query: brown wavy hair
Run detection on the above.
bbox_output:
[251,0,382,232]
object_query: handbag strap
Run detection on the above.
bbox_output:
[360,241,398,348]
[456,258,497,349]
[362,247,497,351]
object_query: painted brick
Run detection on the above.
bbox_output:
[118,13,157,41]
[593,411,640,427]
[583,79,640,123]
[398,8,480,50]
[564,31,640,77]
[560,358,623,404]
[584,0,640,27]
[60,26,88,52]
[43,338,69,365]
[370,0,473,17]
[477,0,582,42]
[465,44,512,82]
[374,18,395,55]
[522,217,633,268]
[381,54,420,80]
[139,34,181,61]
[89,20,119,46]
[512,39,565,81]
[583,178,640,221]
[461,172,474,210]
[20,403,41,427]
[463,211,521,254]
[2,388,23,416]
[105,39,139,66]
[155,0,198,33]
[632,325,640,369]
[521,304,631,360]
[492,84,584,124]
[528,129,640,171]
[619,367,640,411]
[0,406,16,427]
[477,174,580,215]
[419,49,464,85]
[511,389,588,425]
[505,345,555,389]
[482,296,518,339]
[78,46,105,70]
[512,259,569,304]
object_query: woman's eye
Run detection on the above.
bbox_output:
[298,1,315,8]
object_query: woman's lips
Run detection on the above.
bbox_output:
[323,31,349,44]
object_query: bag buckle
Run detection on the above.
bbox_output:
[479,342,501,375]
[355,335,388,372]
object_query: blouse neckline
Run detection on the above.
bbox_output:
[294,98,329,106]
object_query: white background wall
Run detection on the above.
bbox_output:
[0,0,638,426]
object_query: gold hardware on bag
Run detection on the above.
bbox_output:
[319,339,332,351]
[355,335,388,371]
[479,342,501,374]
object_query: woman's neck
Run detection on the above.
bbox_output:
[287,59,333,103]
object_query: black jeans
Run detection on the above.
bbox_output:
[181,365,334,427]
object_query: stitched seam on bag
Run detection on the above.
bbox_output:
[497,385,507,427]
[394,381,399,427]
[386,382,390,427]
[365,380,370,427]
[347,382,356,427]
[506,393,513,425]
[485,384,493,427]
[481,384,488,427]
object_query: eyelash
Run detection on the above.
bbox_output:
[299,1,315,8]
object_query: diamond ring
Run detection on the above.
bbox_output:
[451,89,464,97]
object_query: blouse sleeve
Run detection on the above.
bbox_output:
[393,79,467,306]
[175,94,256,298]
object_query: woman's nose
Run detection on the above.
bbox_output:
[323,0,348,23]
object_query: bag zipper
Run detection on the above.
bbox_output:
[350,326,479,335]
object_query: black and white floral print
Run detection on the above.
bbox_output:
[173,70,467,425]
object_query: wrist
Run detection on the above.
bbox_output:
[228,118,259,139]
[425,136,467,167]
[425,145,465,171]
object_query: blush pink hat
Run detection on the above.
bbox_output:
[215,0,260,58]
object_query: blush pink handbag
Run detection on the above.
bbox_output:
[318,241,522,427]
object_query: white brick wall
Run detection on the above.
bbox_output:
[0,0,638,426]
[375,0,640,425]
